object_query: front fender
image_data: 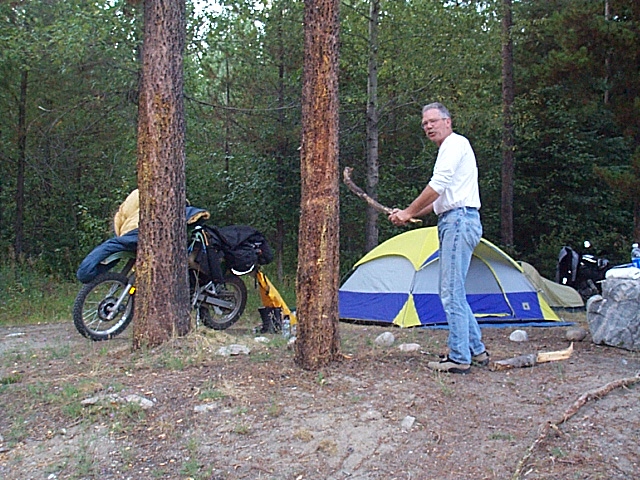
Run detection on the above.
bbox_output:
[100,250,137,265]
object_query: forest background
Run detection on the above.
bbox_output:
[2,0,639,297]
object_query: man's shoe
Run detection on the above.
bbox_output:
[427,356,470,374]
[472,351,490,367]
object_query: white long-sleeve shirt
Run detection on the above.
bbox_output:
[428,132,481,215]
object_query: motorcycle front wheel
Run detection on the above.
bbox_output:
[72,272,134,341]
[199,275,247,330]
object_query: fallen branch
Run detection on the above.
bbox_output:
[559,374,640,424]
[511,373,640,480]
[491,343,574,371]
[342,167,421,224]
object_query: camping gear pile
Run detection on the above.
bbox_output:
[255,270,297,335]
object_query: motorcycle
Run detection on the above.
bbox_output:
[556,241,612,301]
[72,223,272,341]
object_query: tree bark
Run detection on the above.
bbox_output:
[276,6,287,282]
[14,69,28,261]
[634,197,640,243]
[603,0,610,105]
[295,0,341,371]
[500,0,515,248]
[365,0,380,252]
[133,0,189,349]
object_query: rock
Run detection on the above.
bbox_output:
[587,278,640,351]
[81,393,121,406]
[81,393,155,409]
[398,343,421,352]
[565,326,588,342]
[254,336,270,343]
[216,344,251,356]
[122,394,155,409]
[509,330,528,342]
[375,332,395,347]
[586,294,603,311]
[194,403,218,413]
[401,415,415,430]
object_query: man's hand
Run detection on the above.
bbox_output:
[388,208,412,226]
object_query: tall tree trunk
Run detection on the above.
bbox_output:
[500,0,515,248]
[603,0,610,105]
[133,0,189,349]
[634,198,640,243]
[275,6,287,282]
[14,69,28,261]
[295,0,341,371]
[224,54,231,175]
[365,0,380,252]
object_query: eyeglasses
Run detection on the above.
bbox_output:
[421,118,445,128]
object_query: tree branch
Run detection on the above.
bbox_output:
[342,167,421,223]
[512,373,640,480]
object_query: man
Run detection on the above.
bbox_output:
[389,102,489,374]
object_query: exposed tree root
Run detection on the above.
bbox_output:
[512,373,640,480]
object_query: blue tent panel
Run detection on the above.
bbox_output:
[466,293,512,317]
[502,291,545,319]
[412,293,445,324]
[338,291,407,323]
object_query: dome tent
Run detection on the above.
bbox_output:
[339,227,560,327]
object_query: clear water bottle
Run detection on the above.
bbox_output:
[631,243,640,268]
[282,316,291,338]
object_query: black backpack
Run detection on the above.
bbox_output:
[189,225,273,280]
[213,225,273,274]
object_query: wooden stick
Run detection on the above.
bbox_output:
[342,167,422,224]
[537,342,573,363]
[490,343,574,371]
[490,353,537,371]
[559,374,640,424]
[511,373,640,480]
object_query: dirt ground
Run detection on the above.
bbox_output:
[1,311,639,480]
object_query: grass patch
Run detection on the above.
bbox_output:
[0,264,80,326]
[1,373,22,385]
[0,263,78,326]
[233,422,251,435]
[197,383,227,402]
[267,398,283,417]
[158,351,189,371]
[46,344,72,360]
[434,374,454,396]
[72,439,99,478]
[82,399,147,434]
[488,431,514,441]
[249,351,273,363]
[180,458,209,479]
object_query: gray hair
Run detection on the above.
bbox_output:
[422,102,451,119]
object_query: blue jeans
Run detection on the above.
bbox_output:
[437,207,484,364]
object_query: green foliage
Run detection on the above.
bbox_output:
[509,0,639,272]
[0,262,78,326]
[1,0,639,295]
